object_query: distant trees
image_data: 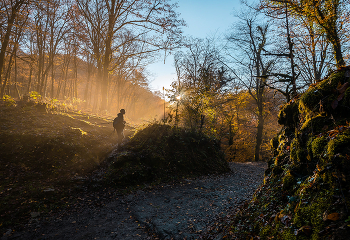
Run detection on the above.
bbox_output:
[0,0,185,123]
[225,12,277,161]
[168,34,282,162]
[76,0,185,111]
[168,38,233,132]
[0,0,30,97]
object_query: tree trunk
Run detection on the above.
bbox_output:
[254,104,264,162]
[27,65,33,93]
[331,36,345,68]
[0,1,24,89]
[51,63,54,98]
[1,46,16,97]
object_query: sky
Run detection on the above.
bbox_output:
[147,0,244,93]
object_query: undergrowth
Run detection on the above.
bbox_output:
[103,123,230,186]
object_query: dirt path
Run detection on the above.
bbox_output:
[2,162,266,240]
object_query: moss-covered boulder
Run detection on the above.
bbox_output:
[278,100,299,129]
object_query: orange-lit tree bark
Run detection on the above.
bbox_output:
[32,0,71,96]
[76,0,185,112]
[0,0,29,97]
[1,28,21,97]
[264,0,347,68]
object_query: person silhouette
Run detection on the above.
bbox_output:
[113,109,126,145]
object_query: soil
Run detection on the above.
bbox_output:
[2,161,266,240]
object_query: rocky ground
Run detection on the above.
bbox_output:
[2,161,266,240]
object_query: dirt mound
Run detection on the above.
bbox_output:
[103,123,230,186]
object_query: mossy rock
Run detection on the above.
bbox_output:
[276,130,290,152]
[299,71,345,117]
[278,101,299,129]
[327,131,350,158]
[282,171,296,191]
[300,114,333,135]
[290,138,308,164]
[311,136,328,158]
[222,68,350,240]
[299,85,323,117]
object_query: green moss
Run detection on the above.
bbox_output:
[299,85,324,117]
[282,171,296,191]
[293,191,332,233]
[300,114,331,135]
[260,225,279,239]
[312,136,328,157]
[327,131,350,158]
[299,71,345,118]
[318,71,344,92]
[290,138,308,164]
[281,228,297,240]
[278,101,299,128]
[290,138,299,164]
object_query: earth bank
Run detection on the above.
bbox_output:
[206,67,350,239]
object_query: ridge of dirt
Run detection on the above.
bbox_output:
[2,162,266,240]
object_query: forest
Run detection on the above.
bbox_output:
[1,0,350,239]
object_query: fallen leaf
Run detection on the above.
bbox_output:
[331,99,338,109]
[337,82,349,94]
[326,213,340,221]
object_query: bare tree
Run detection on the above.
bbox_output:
[225,13,275,161]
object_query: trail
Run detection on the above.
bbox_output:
[3,162,266,240]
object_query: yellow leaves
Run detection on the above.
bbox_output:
[70,127,88,136]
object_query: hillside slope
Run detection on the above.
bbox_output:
[0,102,120,231]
